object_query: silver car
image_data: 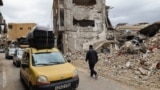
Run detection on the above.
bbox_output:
[5,48,16,59]
[13,48,24,67]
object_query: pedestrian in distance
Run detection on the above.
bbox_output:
[86,45,98,79]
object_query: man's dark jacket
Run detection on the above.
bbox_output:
[86,49,98,64]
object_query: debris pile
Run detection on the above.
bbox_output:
[69,36,160,90]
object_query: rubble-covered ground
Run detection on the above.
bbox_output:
[68,49,160,90]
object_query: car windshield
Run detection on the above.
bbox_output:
[32,52,65,66]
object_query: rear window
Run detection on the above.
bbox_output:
[9,48,16,52]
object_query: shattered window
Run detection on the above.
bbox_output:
[60,8,64,26]
[73,18,95,27]
[73,0,96,6]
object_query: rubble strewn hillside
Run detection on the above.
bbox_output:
[68,34,160,90]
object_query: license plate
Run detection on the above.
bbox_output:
[55,83,71,90]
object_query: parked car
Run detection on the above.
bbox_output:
[0,48,5,53]
[13,48,24,67]
[20,47,79,90]
[5,48,16,59]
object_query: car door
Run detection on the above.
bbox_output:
[13,50,17,63]
[21,52,30,86]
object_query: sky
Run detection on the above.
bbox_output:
[107,0,160,26]
[1,0,160,27]
[1,0,53,27]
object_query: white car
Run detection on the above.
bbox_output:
[13,48,24,67]
[5,48,16,59]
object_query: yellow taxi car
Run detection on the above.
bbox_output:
[20,47,79,90]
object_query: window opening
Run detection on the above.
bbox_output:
[20,27,23,30]
[73,18,95,27]
[60,9,64,26]
[73,0,96,6]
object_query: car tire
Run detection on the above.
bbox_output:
[29,83,34,90]
[13,61,15,65]
[17,64,20,67]
[20,71,23,82]
[71,88,76,90]
[15,62,18,67]
[5,55,8,59]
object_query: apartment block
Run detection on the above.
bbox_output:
[7,23,36,42]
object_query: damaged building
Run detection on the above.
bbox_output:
[53,0,113,54]
[115,22,160,54]
[52,1,160,89]
[70,21,160,89]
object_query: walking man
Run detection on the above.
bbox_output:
[86,45,98,79]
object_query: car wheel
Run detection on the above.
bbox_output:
[29,83,34,90]
[17,64,20,67]
[5,55,8,59]
[13,61,15,65]
[20,71,23,82]
[71,88,76,90]
[15,62,18,67]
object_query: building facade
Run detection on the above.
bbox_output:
[7,23,36,42]
[53,0,112,53]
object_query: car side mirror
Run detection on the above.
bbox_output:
[21,63,29,68]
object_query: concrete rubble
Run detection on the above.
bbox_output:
[66,28,160,89]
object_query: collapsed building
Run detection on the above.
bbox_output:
[52,0,160,55]
[115,22,160,54]
[53,0,114,54]
[70,21,160,90]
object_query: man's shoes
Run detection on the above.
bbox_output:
[90,74,93,77]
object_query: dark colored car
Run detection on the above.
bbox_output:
[13,48,24,67]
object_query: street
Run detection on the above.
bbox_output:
[0,53,140,90]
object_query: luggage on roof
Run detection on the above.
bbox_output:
[17,37,28,45]
[26,25,54,49]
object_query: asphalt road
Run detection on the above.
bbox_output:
[0,53,141,90]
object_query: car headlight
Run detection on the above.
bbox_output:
[36,75,50,85]
[73,69,78,78]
